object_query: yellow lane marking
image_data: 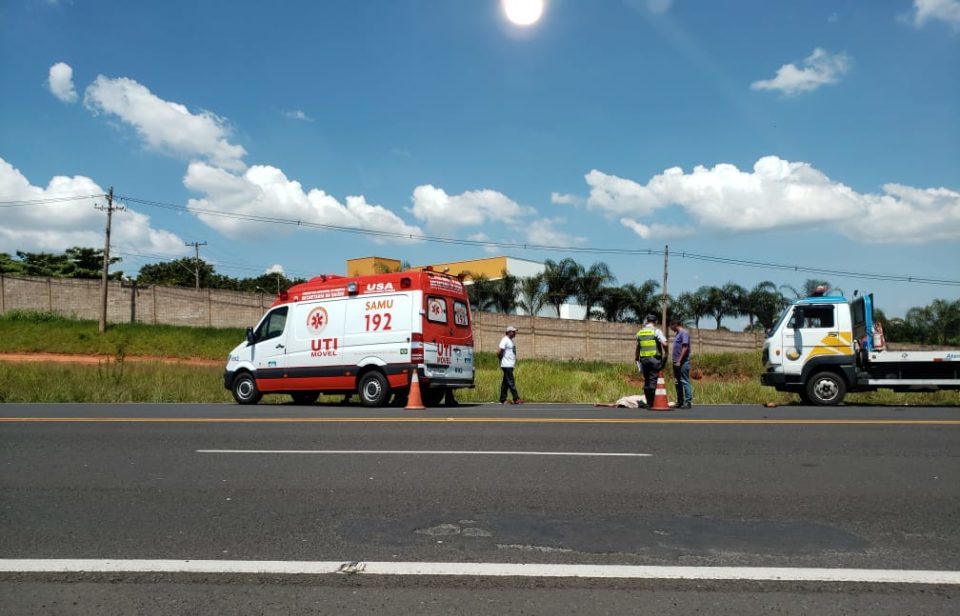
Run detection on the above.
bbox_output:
[1,417,959,425]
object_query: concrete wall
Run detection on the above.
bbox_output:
[0,275,765,358]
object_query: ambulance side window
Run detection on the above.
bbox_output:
[427,296,447,324]
[255,307,288,342]
[453,300,469,327]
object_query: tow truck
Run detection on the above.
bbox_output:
[760,292,960,405]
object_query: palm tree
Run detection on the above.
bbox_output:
[576,261,616,320]
[746,280,788,330]
[489,270,519,314]
[465,273,496,312]
[622,280,661,323]
[598,286,632,322]
[542,258,580,317]
[517,274,546,316]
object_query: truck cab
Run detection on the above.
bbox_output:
[761,295,856,404]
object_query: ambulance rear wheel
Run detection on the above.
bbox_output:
[232,372,262,405]
[358,371,390,407]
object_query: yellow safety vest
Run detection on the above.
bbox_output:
[636,327,659,358]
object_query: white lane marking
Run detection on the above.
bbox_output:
[196,450,652,457]
[1,560,959,584]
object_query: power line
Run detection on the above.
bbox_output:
[0,194,106,208]
[113,192,960,287]
[113,249,314,280]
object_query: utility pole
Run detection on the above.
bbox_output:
[185,240,207,289]
[96,187,123,334]
[661,244,669,334]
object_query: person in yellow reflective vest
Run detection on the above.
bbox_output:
[634,314,667,407]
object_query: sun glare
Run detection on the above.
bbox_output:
[502,0,544,26]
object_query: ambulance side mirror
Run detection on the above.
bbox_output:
[245,327,255,345]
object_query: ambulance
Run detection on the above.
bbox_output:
[224,269,475,406]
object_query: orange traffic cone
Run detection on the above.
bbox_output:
[649,371,672,411]
[405,371,425,411]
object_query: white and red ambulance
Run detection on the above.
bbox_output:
[224,268,475,406]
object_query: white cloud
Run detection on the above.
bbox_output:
[265,264,285,275]
[619,218,696,240]
[183,161,424,242]
[550,192,584,206]
[47,62,77,103]
[583,169,665,217]
[84,75,247,171]
[283,110,314,122]
[0,156,185,256]
[912,0,960,29]
[526,218,586,247]
[409,185,531,233]
[582,156,960,243]
[751,48,851,96]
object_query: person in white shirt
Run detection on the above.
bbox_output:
[497,325,523,404]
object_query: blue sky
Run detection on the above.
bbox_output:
[1,0,958,318]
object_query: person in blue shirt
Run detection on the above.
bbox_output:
[670,319,693,409]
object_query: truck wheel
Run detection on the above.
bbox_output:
[232,372,262,405]
[806,371,846,406]
[358,371,390,407]
[291,392,319,405]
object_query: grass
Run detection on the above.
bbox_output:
[0,311,241,360]
[0,313,957,406]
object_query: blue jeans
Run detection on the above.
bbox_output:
[673,360,692,405]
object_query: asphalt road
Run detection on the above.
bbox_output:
[1,403,958,614]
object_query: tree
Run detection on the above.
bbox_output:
[1,248,122,280]
[622,280,661,323]
[64,247,121,279]
[0,253,24,275]
[137,258,218,288]
[542,258,580,317]
[676,287,711,328]
[490,270,519,314]
[746,280,788,331]
[517,274,546,316]
[575,261,616,320]
[598,286,632,322]
[14,250,70,277]
[234,272,305,294]
[465,273,496,312]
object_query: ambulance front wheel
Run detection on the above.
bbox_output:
[232,372,262,405]
[358,371,390,407]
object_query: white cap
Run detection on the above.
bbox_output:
[506,325,517,332]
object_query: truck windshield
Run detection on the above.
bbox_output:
[767,306,792,338]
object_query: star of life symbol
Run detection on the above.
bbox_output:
[307,306,328,333]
